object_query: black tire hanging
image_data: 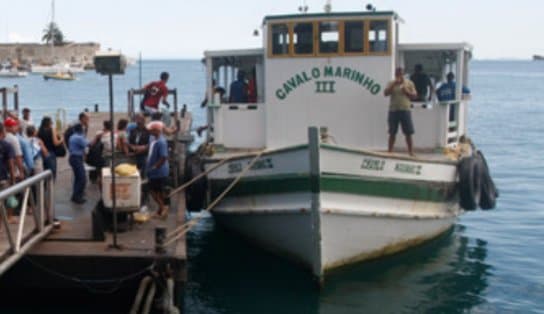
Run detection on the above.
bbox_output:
[184,154,208,212]
[476,151,498,210]
[458,156,481,210]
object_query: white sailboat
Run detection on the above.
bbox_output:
[191,6,498,282]
[31,0,83,75]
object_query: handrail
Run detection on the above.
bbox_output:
[0,170,55,276]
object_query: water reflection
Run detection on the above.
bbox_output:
[186,216,492,314]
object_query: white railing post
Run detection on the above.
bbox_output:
[15,188,30,253]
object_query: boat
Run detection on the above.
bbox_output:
[0,69,28,78]
[43,71,75,81]
[533,55,544,61]
[191,6,498,282]
[0,61,28,78]
[31,63,85,74]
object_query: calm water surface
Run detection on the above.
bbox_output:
[0,60,542,313]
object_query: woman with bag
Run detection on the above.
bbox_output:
[38,116,64,179]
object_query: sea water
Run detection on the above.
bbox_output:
[0,60,542,313]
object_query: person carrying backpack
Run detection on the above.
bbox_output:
[140,72,170,114]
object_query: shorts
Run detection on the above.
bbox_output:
[143,106,159,115]
[388,110,415,136]
[149,177,167,192]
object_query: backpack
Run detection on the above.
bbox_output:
[86,140,105,168]
[63,124,77,148]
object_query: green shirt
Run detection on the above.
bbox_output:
[387,79,416,111]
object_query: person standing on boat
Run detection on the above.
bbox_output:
[146,121,169,218]
[229,70,249,103]
[410,64,434,102]
[68,124,89,204]
[436,72,471,122]
[384,67,418,156]
[141,72,170,114]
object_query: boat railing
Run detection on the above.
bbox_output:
[208,102,265,149]
[0,170,55,276]
[411,99,467,147]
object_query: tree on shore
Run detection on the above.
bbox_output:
[42,22,65,46]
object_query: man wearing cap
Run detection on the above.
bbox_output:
[4,117,26,181]
[0,123,16,224]
[146,121,169,218]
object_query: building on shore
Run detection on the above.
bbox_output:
[0,42,100,67]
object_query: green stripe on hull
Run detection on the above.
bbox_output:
[210,174,454,202]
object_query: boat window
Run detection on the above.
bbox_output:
[368,20,389,53]
[344,21,364,53]
[319,21,339,54]
[271,24,290,56]
[293,22,314,55]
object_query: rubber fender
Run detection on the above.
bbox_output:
[476,151,498,210]
[458,156,481,210]
[185,154,207,212]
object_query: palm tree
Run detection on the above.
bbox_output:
[42,22,64,46]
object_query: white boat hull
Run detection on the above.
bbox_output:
[206,140,461,279]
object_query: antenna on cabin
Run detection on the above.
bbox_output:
[298,0,309,14]
[366,3,376,12]
[324,0,332,13]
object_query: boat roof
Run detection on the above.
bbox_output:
[263,10,399,24]
[399,43,473,52]
[204,48,263,58]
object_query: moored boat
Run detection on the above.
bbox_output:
[190,6,498,282]
[43,71,75,81]
[0,69,28,78]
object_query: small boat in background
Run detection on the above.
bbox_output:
[0,69,28,78]
[43,71,75,81]
[533,55,544,61]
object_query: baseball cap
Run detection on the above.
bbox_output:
[4,117,18,127]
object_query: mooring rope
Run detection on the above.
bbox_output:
[162,150,264,247]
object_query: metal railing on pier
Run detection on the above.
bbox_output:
[0,170,55,276]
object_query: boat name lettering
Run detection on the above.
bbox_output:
[394,163,422,175]
[228,158,274,174]
[361,158,385,171]
[275,66,382,100]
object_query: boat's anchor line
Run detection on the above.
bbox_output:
[161,151,264,249]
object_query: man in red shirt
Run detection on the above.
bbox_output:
[141,72,170,114]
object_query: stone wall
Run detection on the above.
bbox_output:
[0,42,100,65]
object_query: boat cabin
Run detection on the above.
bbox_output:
[203,10,471,151]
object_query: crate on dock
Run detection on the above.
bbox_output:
[101,168,141,208]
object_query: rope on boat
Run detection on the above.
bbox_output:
[162,150,264,248]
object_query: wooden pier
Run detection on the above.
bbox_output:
[0,110,193,311]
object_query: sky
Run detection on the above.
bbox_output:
[1,0,542,60]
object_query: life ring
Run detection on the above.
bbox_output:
[458,156,481,210]
[476,151,498,210]
[184,154,207,212]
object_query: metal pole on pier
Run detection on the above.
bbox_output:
[109,73,120,249]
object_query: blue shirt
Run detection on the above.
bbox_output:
[69,132,89,156]
[0,139,15,181]
[229,79,248,103]
[436,81,470,101]
[146,135,169,179]
[17,134,34,171]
